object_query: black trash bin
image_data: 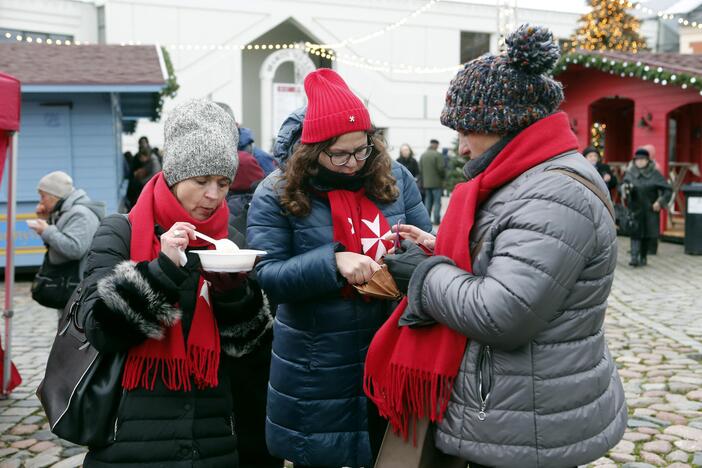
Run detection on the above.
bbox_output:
[682,183,702,255]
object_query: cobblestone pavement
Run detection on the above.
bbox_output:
[0,238,700,467]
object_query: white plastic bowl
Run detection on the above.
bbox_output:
[194,249,267,273]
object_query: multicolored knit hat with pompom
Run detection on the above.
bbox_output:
[441,24,563,134]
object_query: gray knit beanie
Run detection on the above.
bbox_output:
[37,171,73,199]
[441,24,564,134]
[162,99,239,187]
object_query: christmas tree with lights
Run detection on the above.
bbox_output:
[569,0,647,52]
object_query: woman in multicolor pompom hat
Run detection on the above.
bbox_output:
[247,69,431,467]
[366,25,627,467]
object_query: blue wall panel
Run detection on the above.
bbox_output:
[1,93,122,267]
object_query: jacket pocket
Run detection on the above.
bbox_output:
[475,345,493,421]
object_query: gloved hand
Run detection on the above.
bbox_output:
[383,240,430,294]
[199,270,248,295]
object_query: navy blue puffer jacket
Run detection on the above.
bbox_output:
[247,110,432,467]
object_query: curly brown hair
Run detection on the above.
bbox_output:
[279,131,399,217]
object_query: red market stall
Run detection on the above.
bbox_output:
[555,51,702,241]
[0,71,23,395]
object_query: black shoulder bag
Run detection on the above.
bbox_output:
[37,271,126,447]
[31,255,81,309]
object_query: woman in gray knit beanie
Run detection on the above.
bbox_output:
[77,98,274,467]
[381,25,625,467]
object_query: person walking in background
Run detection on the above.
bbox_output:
[621,147,672,267]
[583,146,618,190]
[126,136,162,209]
[247,69,431,468]
[80,99,272,467]
[396,143,419,178]
[227,148,265,234]
[367,25,626,468]
[29,171,105,310]
[419,138,445,225]
[397,143,422,197]
[239,126,277,176]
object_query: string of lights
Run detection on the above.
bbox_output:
[3,0,440,49]
[621,0,702,29]
[5,0,702,75]
[306,0,440,48]
[2,32,85,45]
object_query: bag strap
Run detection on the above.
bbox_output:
[469,168,615,260]
[548,168,616,221]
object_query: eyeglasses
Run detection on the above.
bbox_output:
[323,142,374,167]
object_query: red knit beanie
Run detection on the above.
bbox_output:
[301,69,371,144]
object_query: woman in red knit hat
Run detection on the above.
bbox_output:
[247,69,432,467]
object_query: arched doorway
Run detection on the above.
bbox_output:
[241,18,332,151]
[665,102,702,238]
[259,48,316,151]
[589,97,635,163]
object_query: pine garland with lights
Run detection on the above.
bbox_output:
[153,46,179,122]
[568,0,647,53]
[553,52,702,96]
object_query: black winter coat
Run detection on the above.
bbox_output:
[622,163,672,239]
[595,161,618,190]
[79,214,273,467]
[397,156,420,178]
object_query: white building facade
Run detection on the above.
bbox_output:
[3,0,585,156]
[102,0,586,156]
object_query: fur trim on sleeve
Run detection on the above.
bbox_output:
[96,260,181,340]
[218,292,274,358]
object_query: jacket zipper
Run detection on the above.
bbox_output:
[113,389,126,441]
[476,345,493,421]
[229,415,235,435]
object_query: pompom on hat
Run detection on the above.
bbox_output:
[441,24,564,134]
[301,69,371,144]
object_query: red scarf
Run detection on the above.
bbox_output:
[329,189,394,261]
[326,189,394,299]
[364,112,578,439]
[123,173,228,392]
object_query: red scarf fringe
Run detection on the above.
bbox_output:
[188,344,220,390]
[364,366,455,444]
[123,173,228,392]
[122,355,192,392]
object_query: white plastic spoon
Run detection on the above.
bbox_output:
[194,231,240,252]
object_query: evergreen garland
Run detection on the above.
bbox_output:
[153,46,180,122]
[553,52,702,95]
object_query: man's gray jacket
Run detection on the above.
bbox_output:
[408,152,626,467]
[42,189,105,275]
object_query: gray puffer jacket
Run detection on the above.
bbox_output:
[407,152,626,467]
[42,189,105,275]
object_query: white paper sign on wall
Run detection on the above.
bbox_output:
[688,196,702,215]
[272,83,305,139]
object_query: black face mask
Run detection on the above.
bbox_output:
[312,164,367,192]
